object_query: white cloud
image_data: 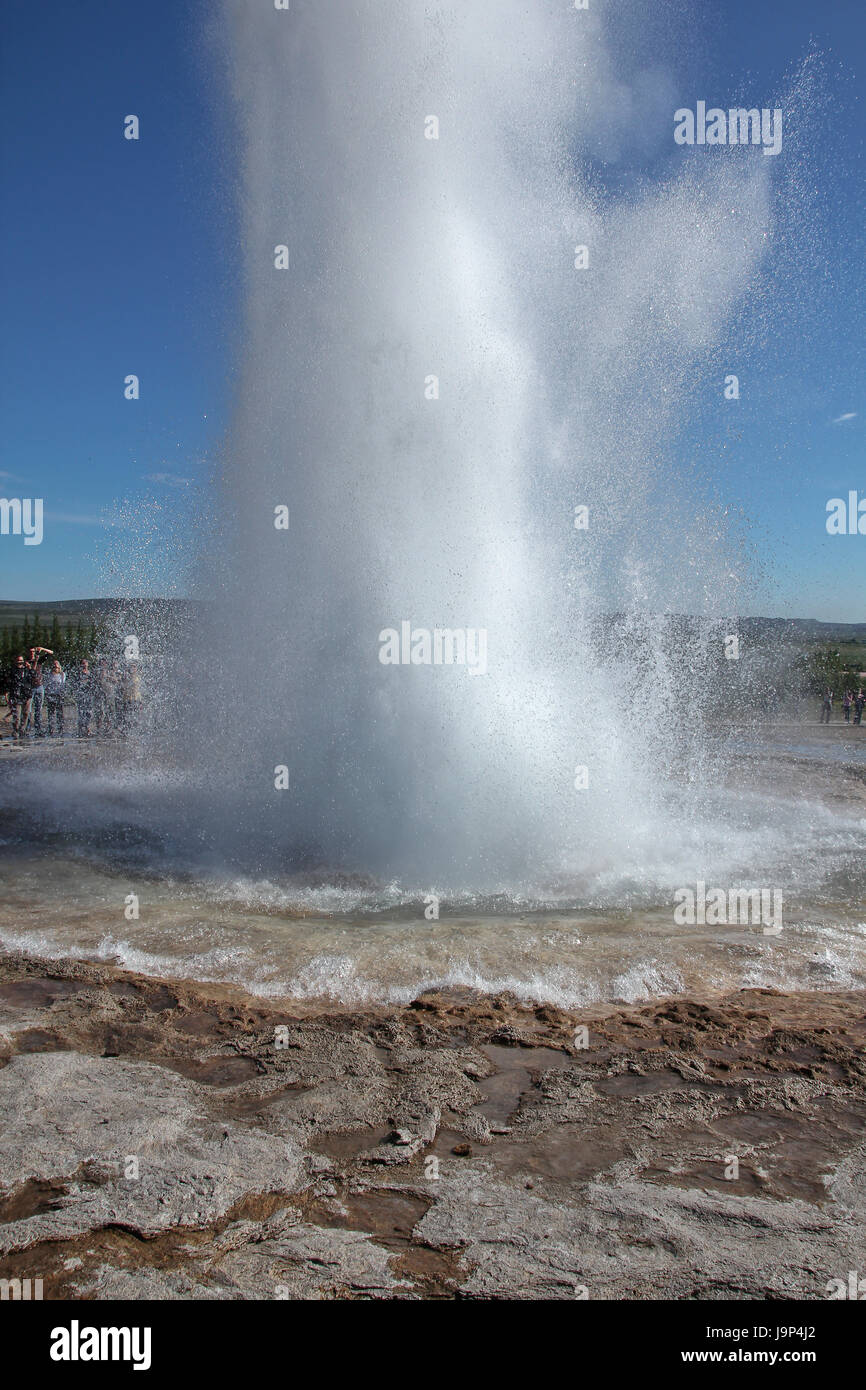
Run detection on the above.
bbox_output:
[832,412,857,424]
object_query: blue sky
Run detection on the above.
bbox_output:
[0,0,863,619]
[0,0,235,600]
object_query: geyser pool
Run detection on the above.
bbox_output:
[5,2,856,1010]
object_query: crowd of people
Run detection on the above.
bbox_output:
[820,687,865,724]
[2,645,142,742]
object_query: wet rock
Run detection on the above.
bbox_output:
[0,1053,303,1251]
[2,952,866,1301]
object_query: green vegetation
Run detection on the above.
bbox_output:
[0,612,108,669]
[0,598,194,676]
[799,643,866,698]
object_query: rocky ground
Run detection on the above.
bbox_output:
[1,950,865,1299]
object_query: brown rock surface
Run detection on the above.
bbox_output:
[1,950,865,1299]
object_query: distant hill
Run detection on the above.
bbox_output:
[1,600,863,644]
[0,598,198,632]
[596,612,866,644]
[738,617,866,643]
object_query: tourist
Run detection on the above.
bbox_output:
[119,660,143,734]
[75,658,94,738]
[26,645,53,738]
[94,658,116,736]
[855,690,865,726]
[91,657,107,733]
[843,691,853,723]
[4,654,33,742]
[44,660,67,738]
[111,660,125,730]
[819,687,833,724]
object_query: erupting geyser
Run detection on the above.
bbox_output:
[200,0,777,892]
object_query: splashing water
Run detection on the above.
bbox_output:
[195,0,779,891]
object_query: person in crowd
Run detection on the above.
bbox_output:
[819,687,833,724]
[119,660,143,734]
[855,689,865,726]
[26,645,53,738]
[75,658,94,738]
[91,657,106,733]
[44,659,67,737]
[843,690,853,723]
[4,654,33,742]
[111,660,125,731]
[94,657,116,736]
